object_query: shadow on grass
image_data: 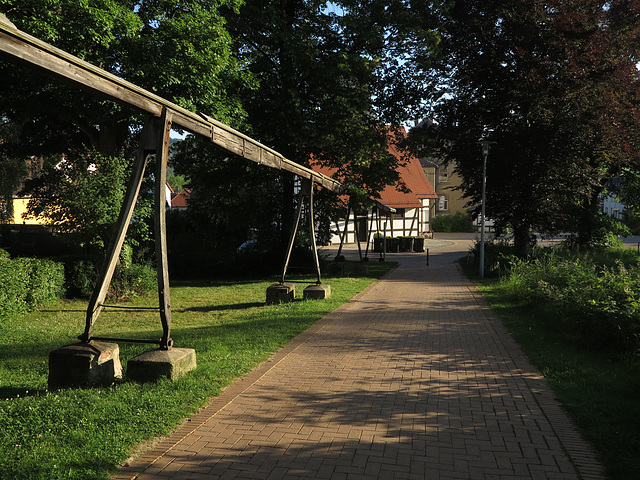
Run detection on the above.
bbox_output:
[179,302,264,313]
[38,308,86,313]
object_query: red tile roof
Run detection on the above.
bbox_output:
[171,189,191,208]
[311,127,437,209]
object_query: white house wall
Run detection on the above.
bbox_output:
[329,204,432,245]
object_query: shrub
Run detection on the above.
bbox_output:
[59,254,157,300]
[109,263,157,300]
[623,209,640,235]
[59,255,99,298]
[468,238,515,277]
[0,251,65,318]
[432,212,473,233]
[24,258,65,308]
[500,249,640,354]
[0,254,30,318]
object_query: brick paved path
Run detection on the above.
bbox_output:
[116,238,605,480]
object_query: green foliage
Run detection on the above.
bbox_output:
[467,238,515,277]
[623,209,640,236]
[171,142,285,262]
[431,0,640,252]
[431,212,473,232]
[222,0,443,237]
[619,169,640,215]
[59,255,156,300]
[0,0,251,158]
[0,251,65,318]
[476,277,640,479]
[166,165,187,194]
[0,254,30,318]
[61,256,99,298]
[109,264,157,301]
[500,248,640,354]
[24,257,66,308]
[21,149,151,252]
[563,211,630,250]
[0,122,29,223]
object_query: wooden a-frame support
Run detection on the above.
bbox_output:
[0,15,343,379]
[280,178,322,286]
[80,109,174,349]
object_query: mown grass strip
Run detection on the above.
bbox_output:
[0,262,394,480]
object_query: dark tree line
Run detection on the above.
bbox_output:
[422,0,640,254]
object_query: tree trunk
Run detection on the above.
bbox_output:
[512,221,533,257]
[577,190,602,247]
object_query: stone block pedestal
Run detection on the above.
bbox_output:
[48,341,122,388]
[266,283,295,304]
[127,347,197,382]
[303,284,331,300]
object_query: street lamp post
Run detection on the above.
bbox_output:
[478,139,494,279]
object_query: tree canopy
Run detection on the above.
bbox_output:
[1,0,444,256]
[174,0,444,252]
[426,0,640,254]
[3,0,638,260]
[0,0,253,157]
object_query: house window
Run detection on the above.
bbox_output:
[438,164,449,183]
[439,195,449,211]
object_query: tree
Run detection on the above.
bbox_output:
[0,0,253,255]
[619,169,640,215]
[429,0,640,254]
[0,120,28,223]
[0,0,252,156]
[214,0,444,246]
[20,150,152,251]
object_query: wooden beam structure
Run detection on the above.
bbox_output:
[0,14,342,192]
[0,12,342,358]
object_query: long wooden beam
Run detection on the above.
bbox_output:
[0,14,342,193]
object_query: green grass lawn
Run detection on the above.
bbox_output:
[0,262,394,480]
[473,276,640,480]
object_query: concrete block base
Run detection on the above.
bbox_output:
[127,347,197,382]
[303,284,331,300]
[48,341,122,388]
[266,283,295,304]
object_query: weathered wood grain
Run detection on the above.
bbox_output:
[0,18,342,192]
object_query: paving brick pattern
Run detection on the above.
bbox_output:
[116,241,606,480]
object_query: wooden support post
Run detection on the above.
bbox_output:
[307,178,322,285]
[80,116,157,342]
[280,183,305,284]
[335,206,350,261]
[353,213,363,262]
[155,108,173,350]
[81,109,175,350]
[409,208,418,237]
[364,210,375,260]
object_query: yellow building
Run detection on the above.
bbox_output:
[8,197,42,225]
[419,156,468,216]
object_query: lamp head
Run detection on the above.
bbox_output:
[478,139,496,157]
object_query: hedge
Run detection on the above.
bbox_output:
[0,250,65,319]
[1,250,157,320]
[432,212,473,233]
